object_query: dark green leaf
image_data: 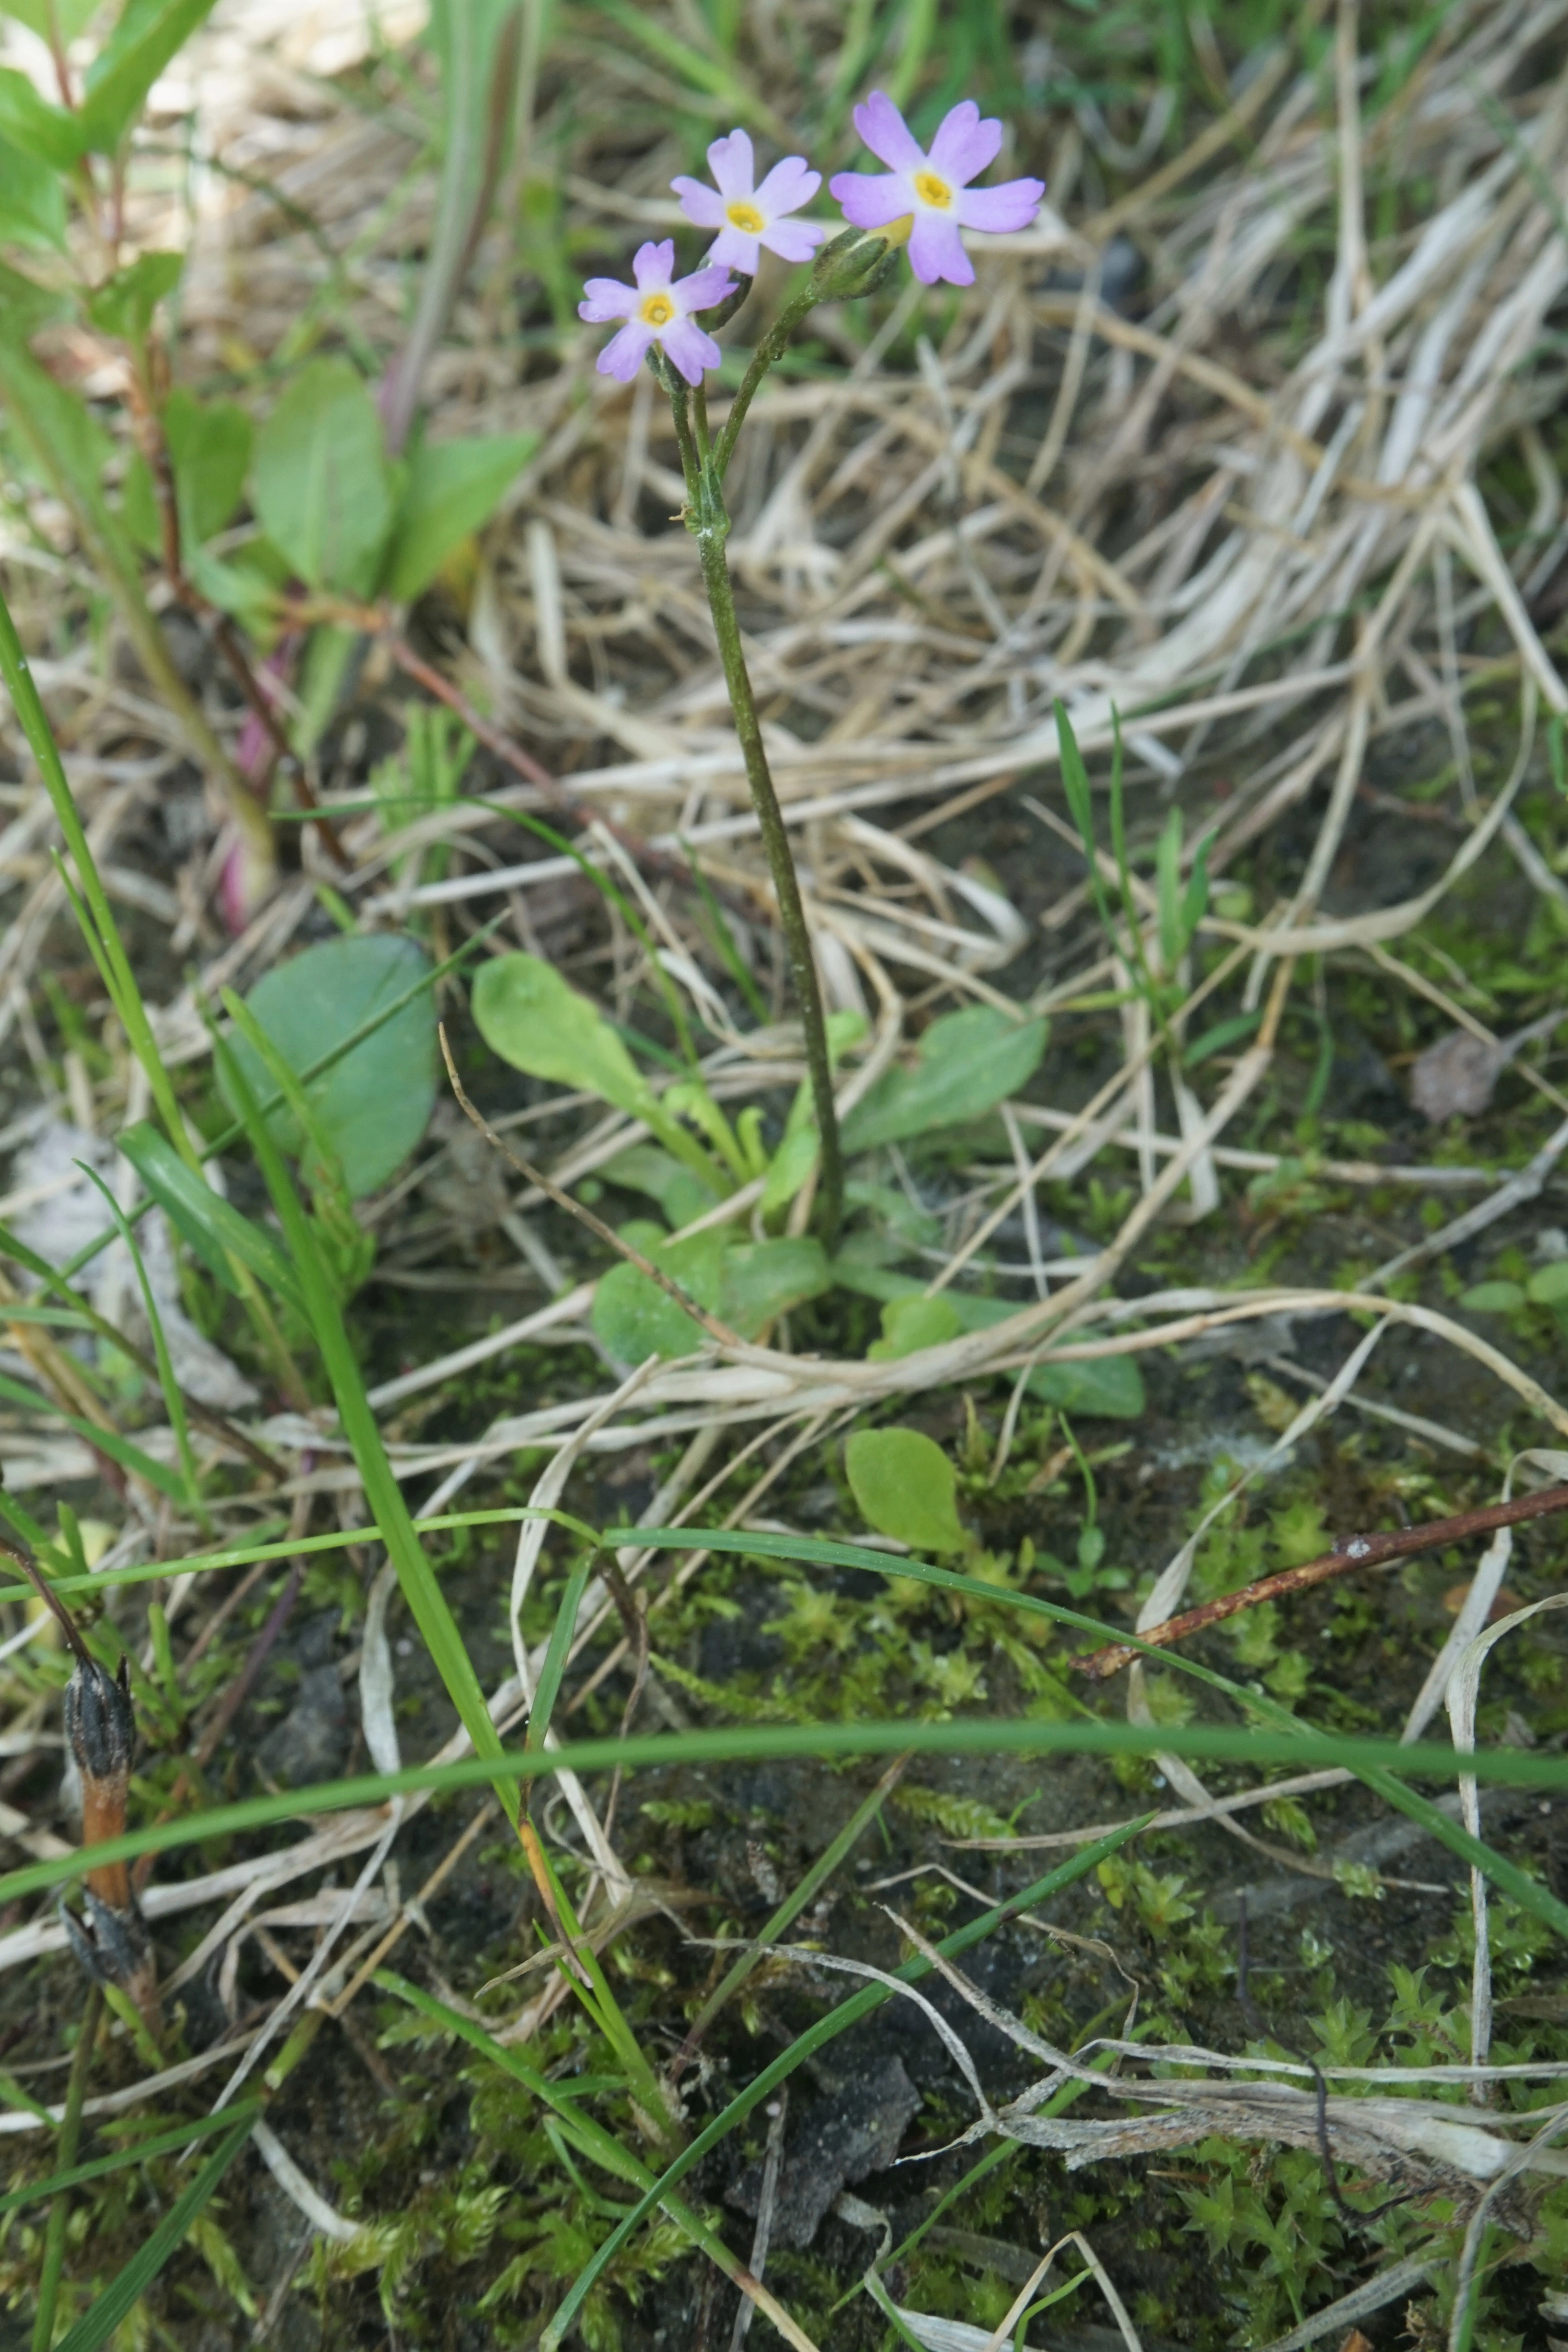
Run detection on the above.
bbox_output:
[383,430,535,601]
[252,357,393,595]
[841,1008,1047,1153]
[218,934,436,1198]
[79,0,223,153]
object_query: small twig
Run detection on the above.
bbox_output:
[1074,1482,1568,1680]
[438,1025,746,1348]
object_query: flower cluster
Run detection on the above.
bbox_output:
[578,93,1043,385]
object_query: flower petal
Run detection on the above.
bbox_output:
[706,128,755,201]
[703,225,761,274]
[674,263,739,313]
[753,155,820,217]
[578,276,637,322]
[907,211,972,286]
[759,216,827,263]
[597,320,653,380]
[927,100,1002,186]
[631,238,675,290]
[661,317,722,385]
[829,169,917,229]
[952,176,1044,234]
[852,89,926,173]
[672,175,726,228]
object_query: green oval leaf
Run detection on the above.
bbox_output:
[866,1294,964,1361]
[1461,1280,1526,1314]
[1526,1261,1568,1306]
[1028,1356,1146,1418]
[252,357,392,595]
[473,952,655,1120]
[846,1427,967,1554]
[218,934,436,1198]
[841,1008,1047,1154]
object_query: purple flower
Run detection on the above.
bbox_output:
[829,92,1044,287]
[672,128,827,274]
[578,239,737,385]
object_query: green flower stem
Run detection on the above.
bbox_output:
[692,484,844,1240]
[652,349,844,1238]
[32,1986,98,2352]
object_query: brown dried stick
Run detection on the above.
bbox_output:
[437,1025,745,1350]
[1073,1482,1568,1681]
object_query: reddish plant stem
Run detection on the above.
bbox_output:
[1073,1481,1568,1682]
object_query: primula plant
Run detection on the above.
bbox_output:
[478,94,1044,1255]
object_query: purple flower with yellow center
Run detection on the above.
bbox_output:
[672,129,827,274]
[829,91,1044,287]
[579,239,737,385]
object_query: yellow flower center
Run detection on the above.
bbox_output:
[914,170,952,209]
[726,200,764,234]
[639,291,675,327]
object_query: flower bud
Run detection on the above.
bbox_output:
[807,225,902,303]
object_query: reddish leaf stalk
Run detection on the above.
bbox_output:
[1073,1482,1568,1682]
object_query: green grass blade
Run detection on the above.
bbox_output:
[523,1550,595,1753]
[0,1504,594,1606]
[0,2100,265,2218]
[0,1367,186,1503]
[378,1975,818,2350]
[682,1751,909,2056]
[52,2112,254,2352]
[0,583,205,1180]
[10,1722,1568,1914]
[539,1816,1153,2351]
[209,1024,520,1824]
[75,1161,200,1508]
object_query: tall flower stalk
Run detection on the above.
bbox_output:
[579,98,1044,1246]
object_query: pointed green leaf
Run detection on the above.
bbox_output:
[118,1121,303,1310]
[0,65,84,170]
[383,430,536,601]
[79,0,222,154]
[86,249,182,342]
[840,1008,1046,1154]
[0,133,66,249]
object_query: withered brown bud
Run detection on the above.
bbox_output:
[64,1655,134,1787]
